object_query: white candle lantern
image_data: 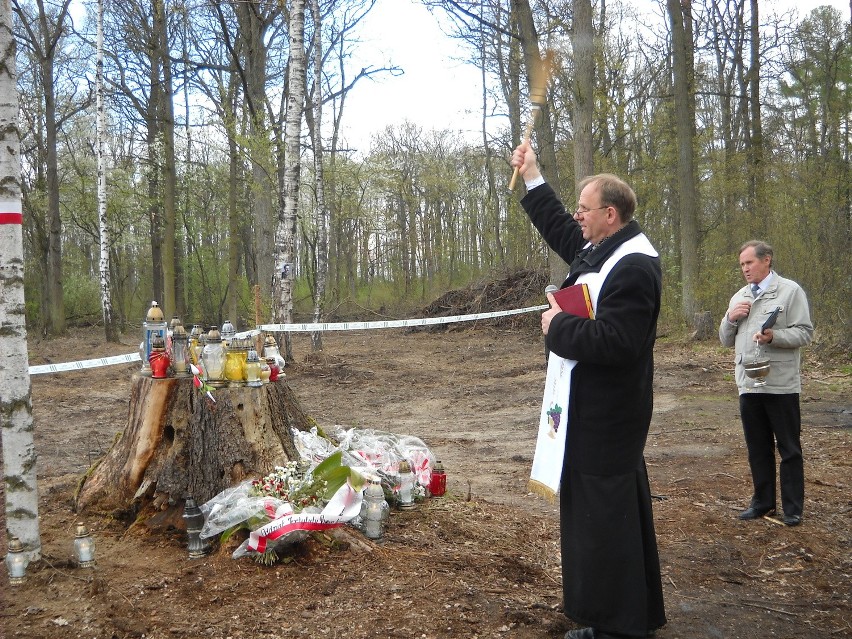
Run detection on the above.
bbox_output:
[360,477,389,540]
[74,522,96,568]
[397,461,416,510]
[5,537,29,585]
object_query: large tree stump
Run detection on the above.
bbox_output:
[74,376,315,516]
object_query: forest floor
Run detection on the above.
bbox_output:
[1,289,850,639]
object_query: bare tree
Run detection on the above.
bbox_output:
[224,0,283,302]
[96,0,117,341]
[667,0,700,322]
[306,0,327,352]
[1,0,41,559]
[747,0,765,222]
[154,0,179,319]
[12,0,74,335]
[511,0,565,283]
[572,0,594,180]
[272,0,307,339]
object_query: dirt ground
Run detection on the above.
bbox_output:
[1,314,850,639]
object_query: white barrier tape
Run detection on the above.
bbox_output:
[29,352,142,375]
[28,304,548,375]
[259,304,548,332]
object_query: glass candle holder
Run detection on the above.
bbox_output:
[149,336,171,379]
[224,339,247,386]
[170,324,190,377]
[189,325,203,365]
[141,301,167,376]
[220,319,236,345]
[74,522,96,568]
[245,350,262,387]
[183,498,211,559]
[201,328,227,387]
[5,537,29,585]
[360,477,390,540]
[397,461,416,510]
[429,460,447,497]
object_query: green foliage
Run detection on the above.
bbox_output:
[63,273,103,326]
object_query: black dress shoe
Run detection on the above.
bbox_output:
[782,514,802,526]
[565,629,635,639]
[738,506,775,520]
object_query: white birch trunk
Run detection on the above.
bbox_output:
[309,0,327,352]
[0,0,41,560]
[96,0,115,341]
[273,0,306,325]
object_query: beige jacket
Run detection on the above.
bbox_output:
[719,273,814,395]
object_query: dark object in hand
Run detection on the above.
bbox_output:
[761,306,781,334]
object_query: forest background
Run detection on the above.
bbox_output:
[11,0,852,351]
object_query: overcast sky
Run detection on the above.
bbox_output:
[338,0,851,155]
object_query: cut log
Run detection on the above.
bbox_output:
[74,375,315,516]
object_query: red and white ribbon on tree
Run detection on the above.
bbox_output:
[0,200,23,225]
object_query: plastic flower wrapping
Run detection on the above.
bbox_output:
[293,425,436,504]
[200,451,364,564]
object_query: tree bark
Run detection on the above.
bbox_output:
[691,310,713,341]
[273,0,307,335]
[572,0,595,183]
[308,0,327,353]
[1,0,41,559]
[155,0,179,319]
[667,0,700,323]
[96,0,118,343]
[74,376,315,516]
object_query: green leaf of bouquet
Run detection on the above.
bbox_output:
[312,450,343,479]
[320,465,351,499]
[220,522,247,544]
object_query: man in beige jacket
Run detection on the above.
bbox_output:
[720,240,814,526]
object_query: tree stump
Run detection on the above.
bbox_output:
[74,376,316,517]
[691,311,714,341]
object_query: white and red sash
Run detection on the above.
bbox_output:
[246,481,362,555]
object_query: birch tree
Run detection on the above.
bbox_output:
[96,0,117,342]
[272,0,306,333]
[1,0,41,559]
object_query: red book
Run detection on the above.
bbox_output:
[550,283,595,319]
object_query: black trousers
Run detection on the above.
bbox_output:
[739,393,804,517]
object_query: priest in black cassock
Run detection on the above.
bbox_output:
[512,141,667,639]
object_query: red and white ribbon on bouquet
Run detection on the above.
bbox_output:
[247,481,363,554]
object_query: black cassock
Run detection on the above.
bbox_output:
[560,464,666,635]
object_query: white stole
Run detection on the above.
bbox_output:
[528,234,658,499]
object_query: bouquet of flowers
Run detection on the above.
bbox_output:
[200,451,364,564]
[293,426,435,506]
